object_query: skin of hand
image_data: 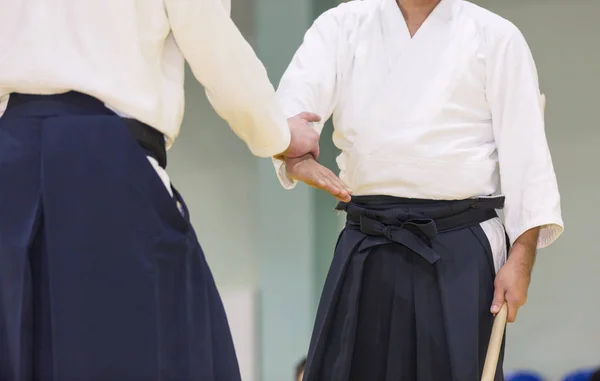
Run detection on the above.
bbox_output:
[490,227,539,322]
[285,154,352,202]
[276,112,322,159]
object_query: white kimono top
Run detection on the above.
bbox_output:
[0,0,290,157]
[274,0,563,267]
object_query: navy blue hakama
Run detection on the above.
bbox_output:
[304,195,506,381]
[0,93,241,381]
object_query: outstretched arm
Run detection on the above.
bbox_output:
[165,0,291,157]
[273,8,347,195]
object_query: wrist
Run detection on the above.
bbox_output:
[507,227,539,273]
[513,227,540,249]
[507,243,537,275]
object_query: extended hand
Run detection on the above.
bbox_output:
[286,154,352,202]
[280,112,322,159]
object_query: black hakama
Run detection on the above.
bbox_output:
[304,195,506,381]
[0,93,241,381]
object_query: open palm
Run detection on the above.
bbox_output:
[285,155,352,202]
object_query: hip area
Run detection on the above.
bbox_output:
[337,195,504,219]
[336,195,508,272]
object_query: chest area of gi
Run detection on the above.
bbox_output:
[333,1,493,155]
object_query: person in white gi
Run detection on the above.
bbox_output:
[273,0,564,380]
[0,0,331,380]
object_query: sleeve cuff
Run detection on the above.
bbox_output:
[506,217,564,250]
[251,138,289,158]
[248,123,291,158]
[536,223,564,249]
[271,157,298,190]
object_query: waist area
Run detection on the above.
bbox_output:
[5,92,124,118]
[337,195,504,245]
[340,152,500,200]
[2,92,167,168]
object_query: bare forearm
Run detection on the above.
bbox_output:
[508,227,540,273]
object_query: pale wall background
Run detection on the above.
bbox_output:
[165,0,600,380]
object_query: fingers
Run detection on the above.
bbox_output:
[285,155,352,201]
[321,168,352,202]
[492,281,527,323]
[490,285,506,315]
[306,168,352,202]
[296,112,322,123]
[506,303,518,323]
[310,145,320,161]
[504,290,526,323]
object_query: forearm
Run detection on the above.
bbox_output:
[165,0,290,157]
[508,227,540,273]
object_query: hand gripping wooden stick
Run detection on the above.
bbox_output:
[481,304,508,381]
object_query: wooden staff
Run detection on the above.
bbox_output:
[481,303,508,381]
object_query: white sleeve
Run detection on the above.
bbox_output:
[164,0,290,158]
[272,10,342,189]
[486,24,564,249]
[220,0,231,14]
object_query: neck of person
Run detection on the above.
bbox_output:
[397,0,441,19]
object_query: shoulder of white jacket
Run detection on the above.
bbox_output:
[460,1,523,40]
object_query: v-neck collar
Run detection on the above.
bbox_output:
[378,0,459,75]
[381,0,458,42]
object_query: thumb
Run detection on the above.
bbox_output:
[311,145,320,160]
[490,285,506,315]
[296,112,322,123]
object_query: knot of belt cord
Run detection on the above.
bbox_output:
[357,215,441,264]
[360,216,438,241]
